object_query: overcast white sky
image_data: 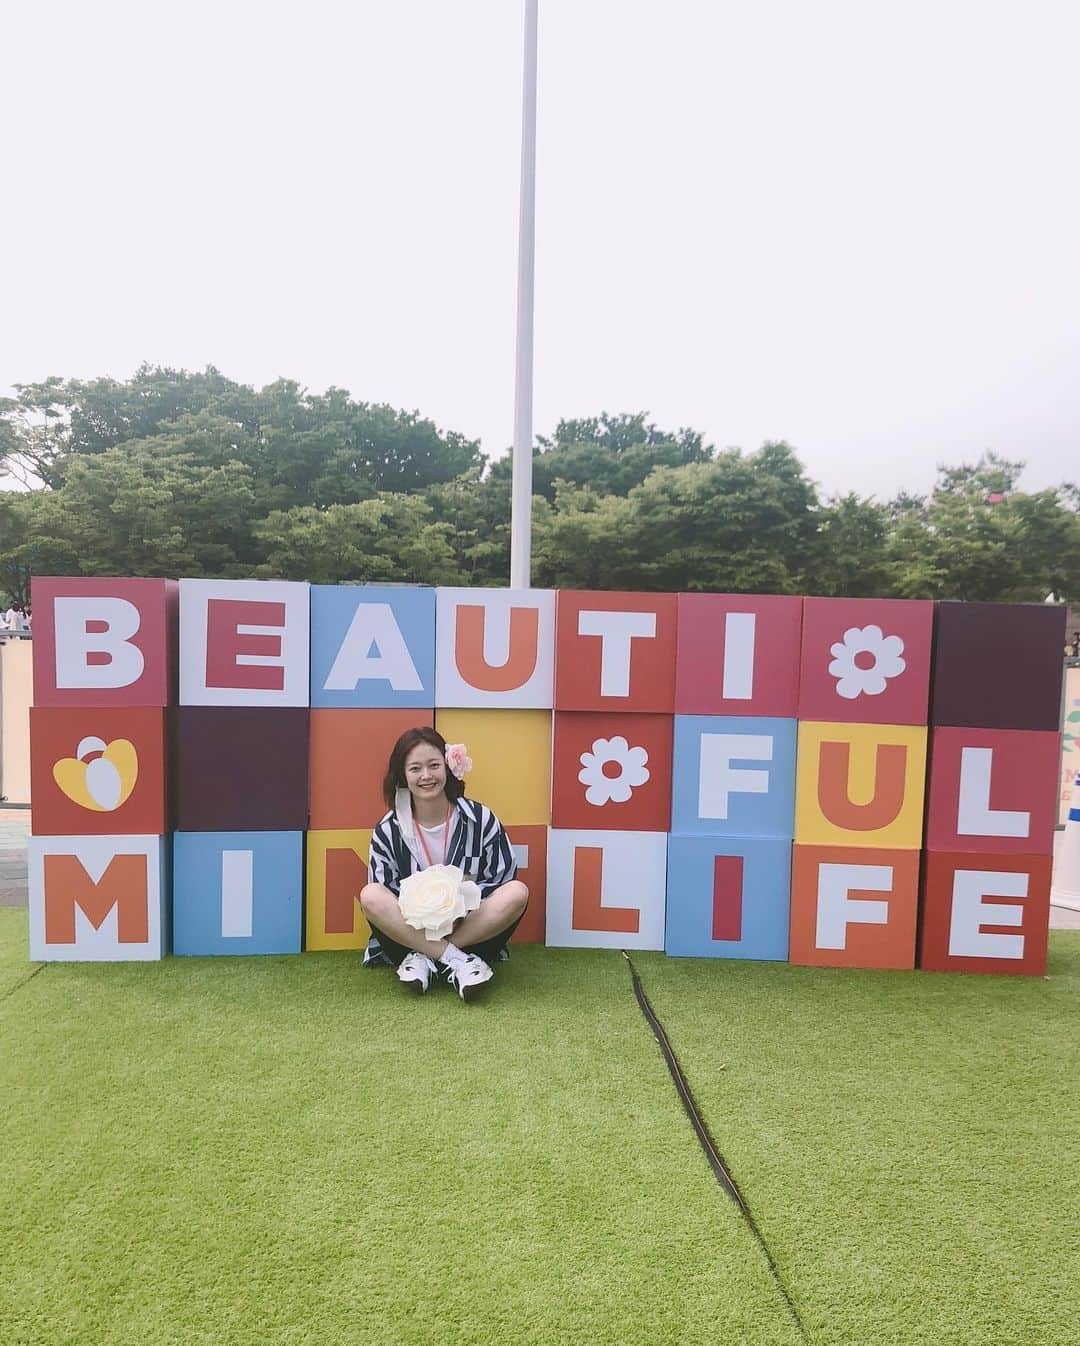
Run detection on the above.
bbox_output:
[2,1,1077,499]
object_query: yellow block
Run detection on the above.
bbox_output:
[434,709,551,825]
[795,722,927,849]
[305,829,373,951]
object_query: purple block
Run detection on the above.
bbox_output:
[931,602,1066,731]
[175,707,309,831]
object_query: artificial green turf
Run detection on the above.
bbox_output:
[0,909,800,1346]
[634,932,1080,1346]
[6,907,1077,1346]
[0,909,41,1000]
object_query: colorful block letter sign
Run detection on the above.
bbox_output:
[547,829,668,950]
[305,830,373,951]
[32,577,178,708]
[555,591,677,712]
[436,588,555,708]
[180,578,310,707]
[173,831,303,956]
[918,601,1065,976]
[675,593,802,717]
[30,577,177,962]
[27,578,1063,977]
[310,585,435,709]
[29,835,169,961]
[665,834,792,961]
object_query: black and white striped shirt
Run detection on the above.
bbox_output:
[364,793,518,966]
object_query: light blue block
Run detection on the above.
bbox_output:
[665,833,792,961]
[173,831,303,956]
[671,715,797,837]
[310,585,435,708]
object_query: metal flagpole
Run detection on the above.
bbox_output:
[509,0,539,590]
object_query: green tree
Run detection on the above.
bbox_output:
[0,491,82,607]
[0,366,484,502]
[805,492,892,597]
[253,495,462,585]
[6,371,1079,606]
[886,454,1080,602]
[424,467,512,586]
[26,439,260,578]
[531,486,640,589]
[532,441,822,592]
[490,412,711,502]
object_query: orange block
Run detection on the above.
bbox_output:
[30,707,169,837]
[789,843,920,969]
[309,708,433,830]
[505,824,547,944]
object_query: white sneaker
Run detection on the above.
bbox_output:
[443,953,494,1001]
[397,952,439,994]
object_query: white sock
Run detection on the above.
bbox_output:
[440,941,468,968]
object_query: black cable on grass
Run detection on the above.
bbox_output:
[622,952,810,1344]
[1,964,45,1002]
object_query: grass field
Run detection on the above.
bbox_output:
[638,935,1080,1345]
[2,909,1077,1346]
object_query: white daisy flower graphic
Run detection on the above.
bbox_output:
[578,735,651,806]
[828,624,906,699]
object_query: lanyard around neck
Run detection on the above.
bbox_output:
[416,803,453,868]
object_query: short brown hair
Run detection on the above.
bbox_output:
[382,726,466,809]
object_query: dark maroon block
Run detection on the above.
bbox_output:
[175,707,309,831]
[931,602,1066,731]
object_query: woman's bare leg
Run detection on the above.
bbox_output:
[451,881,529,950]
[360,881,530,960]
[359,884,448,961]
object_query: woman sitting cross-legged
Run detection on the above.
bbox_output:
[360,727,529,1001]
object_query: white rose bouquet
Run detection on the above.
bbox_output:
[398,864,482,941]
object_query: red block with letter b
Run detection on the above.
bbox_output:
[31,577,177,708]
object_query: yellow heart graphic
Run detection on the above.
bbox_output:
[53,738,139,812]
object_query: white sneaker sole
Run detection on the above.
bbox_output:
[456,972,494,1002]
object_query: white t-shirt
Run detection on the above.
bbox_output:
[417,820,448,869]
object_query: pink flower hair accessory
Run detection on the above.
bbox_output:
[444,743,473,780]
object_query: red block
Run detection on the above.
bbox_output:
[31,577,177,708]
[798,597,933,726]
[919,851,1051,976]
[506,824,547,944]
[309,708,433,830]
[29,707,169,836]
[925,727,1060,855]
[711,855,744,941]
[551,712,673,832]
[675,594,803,717]
[788,843,921,969]
[555,591,677,712]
